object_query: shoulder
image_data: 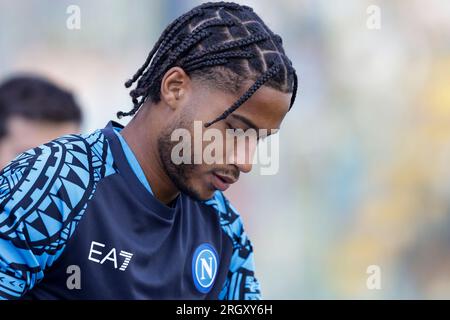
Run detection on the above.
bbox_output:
[203,191,261,300]
[0,129,118,298]
[0,129,116,254]
[203,190,250,250]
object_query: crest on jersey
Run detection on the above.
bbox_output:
[192,243,219,293]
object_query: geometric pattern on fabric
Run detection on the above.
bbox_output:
[0,130,117,299]
[204,191,262,300]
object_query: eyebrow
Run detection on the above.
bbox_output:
[229,114,260,131]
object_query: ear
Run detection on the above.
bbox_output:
[160,67,191,110]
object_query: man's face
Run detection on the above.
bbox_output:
[0,116,80,169]
[158,81,291,201]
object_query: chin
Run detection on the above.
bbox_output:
[170,170,217,201]
[201,189,217,201]
[188,187,216,201]
[181,180,216,202]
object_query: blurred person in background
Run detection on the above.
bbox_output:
[0,75,83,169]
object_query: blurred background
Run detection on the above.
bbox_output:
[1,0,450,299]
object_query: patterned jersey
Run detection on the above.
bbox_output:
[0,121,261,300]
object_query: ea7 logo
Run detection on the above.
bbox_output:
[88,241,133,271]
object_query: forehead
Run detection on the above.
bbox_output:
[225,84,291,130]
[189,76,292,129]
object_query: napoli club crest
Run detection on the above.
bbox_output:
[192,243,219,293]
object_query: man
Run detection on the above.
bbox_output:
[0,2,297,300]
[0,75,82,169]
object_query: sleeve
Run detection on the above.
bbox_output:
[207,191,262,300]
[0,136,93,299]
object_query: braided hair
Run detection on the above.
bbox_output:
[117,1,298,128]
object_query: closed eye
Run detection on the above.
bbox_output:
[225,122,259,140]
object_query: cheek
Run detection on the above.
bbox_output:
[183,164,212,187]
[184,92,229,126]
[187,163,209,178]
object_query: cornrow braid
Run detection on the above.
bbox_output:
[179,33,270,64]
[290,69,298,111]
[144,18,236,83]
[118,1,298,126]
[181,50,254,70]
[124,8,204,89]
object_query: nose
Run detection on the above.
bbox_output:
[227,137,257,174]
[235,161,252,174]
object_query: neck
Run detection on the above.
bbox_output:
[120,107,179,205]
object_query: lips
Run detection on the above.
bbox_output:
[214,173,237,184]
[211,172,237,191]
